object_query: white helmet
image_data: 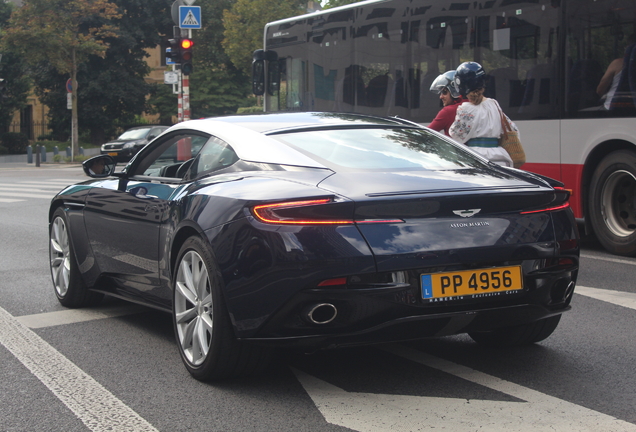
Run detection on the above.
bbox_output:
[429,70,461,99]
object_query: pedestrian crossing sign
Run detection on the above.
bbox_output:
[179,6,201,29]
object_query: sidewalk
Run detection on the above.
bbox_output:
[0,148,100,167]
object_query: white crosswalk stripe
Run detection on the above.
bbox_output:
[0,179,80,202]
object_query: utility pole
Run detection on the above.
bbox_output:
[169,1,199,122]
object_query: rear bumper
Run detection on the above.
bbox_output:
[241,260,577,349]
[243,303,570,349]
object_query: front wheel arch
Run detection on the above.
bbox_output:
[172,235,271,381]
[49,208,103,308]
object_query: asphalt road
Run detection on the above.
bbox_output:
[0,164,635,432]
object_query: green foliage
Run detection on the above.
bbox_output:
[147,82,177,124]
[3,0,122,75]
[237,106,264,114]
[3,0,173,146]
[223,0,307,75]
[0,1,31,132]
[0,132,29,154]
[189,66,253,117]
[321,0,362,9]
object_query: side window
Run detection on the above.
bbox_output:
[132,133,210,178]
[565,0,636,117]
[148,127,165,139]
[190,136,239,178]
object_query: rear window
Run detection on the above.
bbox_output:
[270,128,486,170]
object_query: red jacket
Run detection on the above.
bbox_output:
[428,97,466,136]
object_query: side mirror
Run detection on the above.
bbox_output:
[83,155,116,178]
[252,49,266,96]
[147,134,157,140]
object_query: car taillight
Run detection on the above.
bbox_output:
[252,198,354,225]
[251,198,404,225]
[520,202,570,214]
[520,188,571,214]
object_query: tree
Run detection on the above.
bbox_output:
[222,0,306,76]
[185,0,254,117]
[5,0,174,147]
[45,0,174,144]
[321,0,362,9]
[3,0,121,157]
[0,1,31,135]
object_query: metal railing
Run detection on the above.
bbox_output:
[8,121,50,141]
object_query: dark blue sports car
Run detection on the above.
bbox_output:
[49,112,579,381]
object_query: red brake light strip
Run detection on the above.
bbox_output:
[252,199,404,225]
[520,202,570,214]
[252,199,354,225]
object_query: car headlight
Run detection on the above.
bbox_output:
[123,140,143,149]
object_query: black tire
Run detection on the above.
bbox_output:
[468,315,561,347]
[172,236,272,381]
[589,150,636,256]
[49,208,103,308]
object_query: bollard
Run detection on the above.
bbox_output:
[40,145,47,162]
[54,146,59,156]
[66,146,71,158]
[27,145,33,164]
[79,147,84,156]
[35,145,40,167]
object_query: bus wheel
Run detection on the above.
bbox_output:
[589,150,636,256]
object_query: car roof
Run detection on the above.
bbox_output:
[203,112,412,133]
[126,125,168,131]
[164,112,420,169]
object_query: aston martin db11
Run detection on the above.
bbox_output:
[49,112,579,381]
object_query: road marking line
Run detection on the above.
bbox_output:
[0,198,23,203]
[294,345,636,431]
[16,304,149,329]
[0,186,60,193]
[0,191,55,199]
[0,184,69,189]
[18,180,80,185]
[575,286,636,310]
[0,306,158,432]
[580,253,636,266]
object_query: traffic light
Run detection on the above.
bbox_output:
[166,38,182,64]
[180,38,194,75]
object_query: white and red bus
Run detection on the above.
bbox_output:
[252,0,636,256]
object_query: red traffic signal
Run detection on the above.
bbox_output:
[180,39,194,75]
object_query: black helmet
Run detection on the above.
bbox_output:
[454,62,486,97]
[429,71,461,98]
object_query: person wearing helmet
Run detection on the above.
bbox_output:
[449,62,516,167]
[427,71,466,136]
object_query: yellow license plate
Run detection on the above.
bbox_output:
[107,152,118,156]
[421,266,523,301]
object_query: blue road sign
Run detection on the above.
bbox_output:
[166,48,175,65]
[179,6,201,29]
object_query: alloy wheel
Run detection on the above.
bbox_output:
[50,216,70,298]
[174,250,214,366]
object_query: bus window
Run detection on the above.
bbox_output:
[308,11,352,112]
[565,0,636,117]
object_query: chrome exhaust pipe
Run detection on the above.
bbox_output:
[305,303,338,324]
[564,281,575,300]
